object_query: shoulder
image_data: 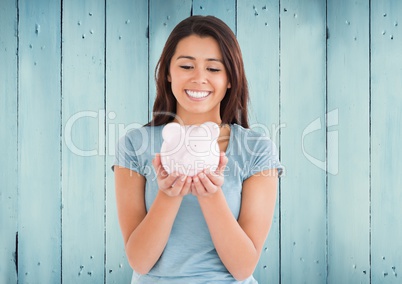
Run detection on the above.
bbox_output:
[124,125,163,139]
[120,125,163,146]
[231,123,269,139]
[230,124,282,178]
[231,124,277,155]
[114,125,164,174]
[116,125,164,159]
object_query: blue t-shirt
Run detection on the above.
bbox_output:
[113,123,283,284]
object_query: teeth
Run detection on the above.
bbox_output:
[186,90,210,98]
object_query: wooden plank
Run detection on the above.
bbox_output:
[148,0,192,118]
[237,1,281,283]
[105,0,149,282]
[17,0,61,282]
[62,1,105,282]
[192,0,236,33]
[371,1,402,283]
[0,0,18,283]
[327,0,370,282]
[280,0,327,282]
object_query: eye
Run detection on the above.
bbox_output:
[180,65,193,70]
[207,67,221,72]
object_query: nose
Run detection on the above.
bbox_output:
[191,68,207,84]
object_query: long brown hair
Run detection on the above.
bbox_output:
[147,15,249,128]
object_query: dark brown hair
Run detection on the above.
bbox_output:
[147,15,249,128]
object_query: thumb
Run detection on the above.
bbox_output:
[217,152,228,175]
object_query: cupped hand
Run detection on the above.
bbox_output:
[191,152,228,197]
[153,154,192,197]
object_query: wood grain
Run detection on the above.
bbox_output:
[1,1,401,283]
[280,0,327,282]
[148,0,192,118]
[371,1,402,283]
[0,0,18,282]
[105,0,149,282]
[237,1,281,282]
[327,0,370,283]
[17,0,62,282]
[62,0,105,282]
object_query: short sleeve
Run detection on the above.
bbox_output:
[243,132,283,180]
[112,131,141,174]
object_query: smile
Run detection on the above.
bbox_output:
[185,90,211,99]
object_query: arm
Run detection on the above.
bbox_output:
[114,155,191,274]
[193,165,278,280]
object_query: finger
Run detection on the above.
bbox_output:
[167,172,181,185]
[179,177,192,196]
[157,172,178,190]
[204,169,224,188]
[192,175,207,196]
[191,182,196,195]
[153,154,168,178]
[216,152,228,175]
[170,175,187,195]
[161,174,182,197]
[152,153,161,168]
[198,172,218,193]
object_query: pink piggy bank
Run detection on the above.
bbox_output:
[160,122,220,177]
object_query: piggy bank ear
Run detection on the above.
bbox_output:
[162,122,184,142]
[203,122,220,139]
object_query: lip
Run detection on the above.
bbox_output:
[185,89,211,101]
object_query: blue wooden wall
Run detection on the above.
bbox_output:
[1,0,401,283]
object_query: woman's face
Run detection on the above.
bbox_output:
[168,35,231,123]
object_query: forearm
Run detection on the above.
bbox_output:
[125,191,182,274]
[197,189,259,280]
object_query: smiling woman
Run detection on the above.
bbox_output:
[113,15,282,284]
[150,15,249,128]
[168,35,231,124]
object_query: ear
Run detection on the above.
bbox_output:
[162,122,184,142]
[203,122,220,139]
[167,73,172,82]
[227,81,231,89]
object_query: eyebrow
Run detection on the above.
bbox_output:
[176,55,223,63]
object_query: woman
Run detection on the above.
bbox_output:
[113,15,282,283]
